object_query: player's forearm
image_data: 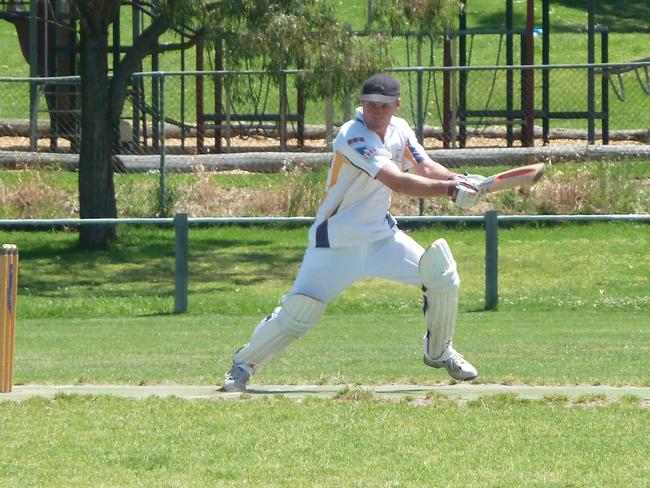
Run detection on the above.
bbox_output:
[400,176,457,198]
[415,160,460,181]
[377,168,456,198]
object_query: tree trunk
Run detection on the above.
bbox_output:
[78,13,117,248]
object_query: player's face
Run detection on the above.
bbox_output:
[362,100,400,136]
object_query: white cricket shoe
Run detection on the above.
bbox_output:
[424,345,477,381]
[221,364,251,392]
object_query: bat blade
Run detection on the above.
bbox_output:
[480,163,545,194]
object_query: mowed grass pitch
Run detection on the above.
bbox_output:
[1,223,649,486]
[15,309,650,387]
[1,395,647,487]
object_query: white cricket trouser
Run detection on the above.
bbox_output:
[290,230,425,303]
[232,231,427,372]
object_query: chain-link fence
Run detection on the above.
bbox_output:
[0,76,80,153]
[2,63,649,157]
[126,60,640,151]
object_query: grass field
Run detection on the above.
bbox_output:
[5,220,649,318]
[1,393,647,487]
[0,186,649,485]
[4,222,649,387]
[1,222,649,486]
[14,308,650,387]
[1,395,648,487]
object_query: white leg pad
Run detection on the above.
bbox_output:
[233,294,326,372]
[419,239,460,360]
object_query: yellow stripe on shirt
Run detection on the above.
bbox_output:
[329,151,346,188]
[403,145,418,167]
[320,151,348,204]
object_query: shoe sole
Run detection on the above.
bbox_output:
[423,355,477,381]
[454,375,477,382]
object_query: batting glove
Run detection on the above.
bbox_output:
[452,181,483,209]
[460,173,488,195]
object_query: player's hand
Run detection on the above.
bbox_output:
[460,173,488,194]
[453,181,483,209]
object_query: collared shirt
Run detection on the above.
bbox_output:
[308,107,430,248]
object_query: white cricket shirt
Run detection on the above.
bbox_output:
[308,107,430,248]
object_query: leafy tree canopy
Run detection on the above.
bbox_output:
[152,0,460,99]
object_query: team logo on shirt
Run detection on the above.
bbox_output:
[347,137,365,145]
[354,145,377,160]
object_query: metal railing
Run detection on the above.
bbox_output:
[1,212,648,313]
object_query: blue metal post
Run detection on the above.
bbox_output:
[485,210,499,310]
[174,213,189,313]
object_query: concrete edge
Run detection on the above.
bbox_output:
[1,383,648,403]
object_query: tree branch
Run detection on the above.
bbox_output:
[150,31,204,54]
[109,13,171,122]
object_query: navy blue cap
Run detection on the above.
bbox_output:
[360,73,400,103]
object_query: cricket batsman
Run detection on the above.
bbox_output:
[222,73,486,392]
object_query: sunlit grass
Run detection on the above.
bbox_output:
[0,395,647,487]
[3,219,648,319]
[14,308,650,387]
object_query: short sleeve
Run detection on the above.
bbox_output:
[334,133,393,179]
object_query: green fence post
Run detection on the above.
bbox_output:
[174,213,189,313]
[485,210,499,310]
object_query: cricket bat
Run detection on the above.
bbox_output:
[479,163,545,194]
